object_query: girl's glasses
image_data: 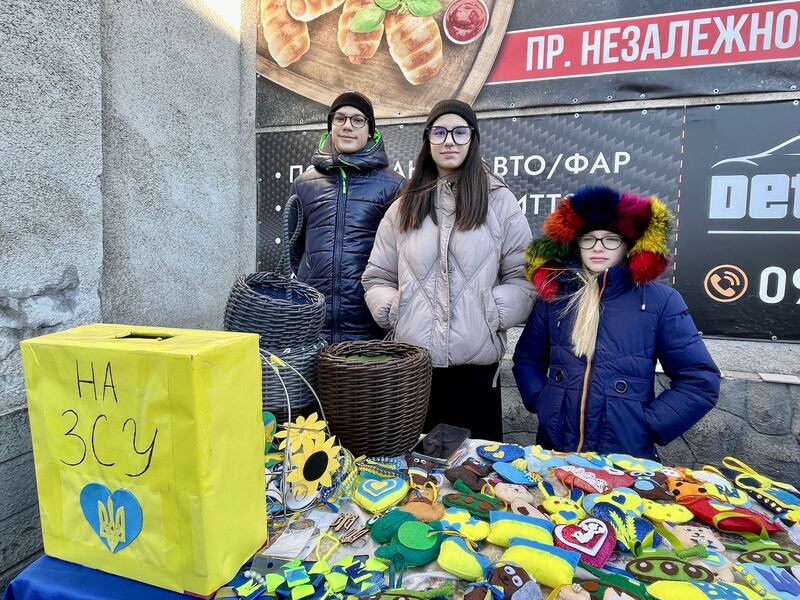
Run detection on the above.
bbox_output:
[331,112,367,128]
[425,126,473,145]
[578,235,624,250]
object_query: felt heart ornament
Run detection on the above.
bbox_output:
[476,443,525,463]
[553,517,616,567]
[354,477,409,514]
[80,483,143,553]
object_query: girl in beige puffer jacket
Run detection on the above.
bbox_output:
[362,100,535,441]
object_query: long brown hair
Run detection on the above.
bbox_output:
[397,129,489,232]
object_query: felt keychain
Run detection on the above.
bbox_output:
[501,538,581,590]
[437,536,493,580]
[591,501,662,554]
[493,482,536,505]
[539,481,586,525]
[439,507,491,542]
[721,456,800,515]
[727,539,800,597]
[660,523,726,554]
[486,511,554,547]
[442,480,502,520]
[681,496,781,540]
[736,562,800,599]
[444,464,486,492]
[645,580,768,600]
[464,562,543,600]
[554,465,634,494]
[404,453,438,488]
[400,482,445,522]
[353,476,410,514]
[553,517,616,568]
[667,478,731,504]
[476,443,525,463]
[686,466,752,508]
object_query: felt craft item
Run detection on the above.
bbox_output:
[486,511,554,547]
[366,508,418,544]
[592,502,662,553]
[494,482,536,505]
[630,471,676,502]
[357,457,406,481]
[564,452,615,470]
[354,581,455,600]
[439,507,491,542]
[539,481,586,525]
[476,443,525,463]
[510,498,549,520]
[607,454,664,473]
[525,445,567,475]
[722,456,800,515]
[354,477,409,514]
[641,499,694,524]
[462,457,493,477]
[501,538,580,590]
[437,537,493,580]
[405,454,438,488]
[464,562,542,600]
[687,467,752,508]
[556,562,657,600]
[494,461,540,486]
[736,543,800,568]
[442,480,502,519]
[553,518,616,568]
[646,580,766,600]
[400,498,445,523]
[554,465,634,494]
[667,479,729,504]
[661,524,725,553]
[738,562,800,599]
[444,466,485,492]
[681,497,781,538]
[582,488,644,516]
[373,520,445,568]
[625,555,715,583]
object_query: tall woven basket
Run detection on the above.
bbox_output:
[261,339,327,422]
[316,341,432,456]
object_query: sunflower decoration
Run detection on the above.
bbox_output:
[286,434,342,496]
[273,412,327,453]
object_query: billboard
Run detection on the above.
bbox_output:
[256,0,800,126]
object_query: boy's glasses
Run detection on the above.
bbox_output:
[425,126,473,145]
[331,112,367,128]
[577,235,624,250]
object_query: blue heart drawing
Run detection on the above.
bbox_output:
[80,483,143,553]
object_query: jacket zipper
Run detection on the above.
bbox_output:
[331,168,348,341]
[576,269,608,453]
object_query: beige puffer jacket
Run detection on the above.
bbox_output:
[362,175,535,367]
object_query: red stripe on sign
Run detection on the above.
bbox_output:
[487,1,800,84]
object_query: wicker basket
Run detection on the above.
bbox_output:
[224,272,325,349]
[261,339,327,422]
[316,341,432,456]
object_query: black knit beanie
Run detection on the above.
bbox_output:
[328,91,375,135]
[424,99,479,140]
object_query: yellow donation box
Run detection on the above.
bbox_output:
[20,324,266,595]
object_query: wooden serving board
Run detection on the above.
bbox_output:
[256,1,514,118]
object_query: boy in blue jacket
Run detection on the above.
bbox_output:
[513,185,720,459]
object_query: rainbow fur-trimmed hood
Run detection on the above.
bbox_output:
[526,185,673,300]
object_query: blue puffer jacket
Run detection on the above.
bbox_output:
[290,132,404,343]
[512,265,720,459]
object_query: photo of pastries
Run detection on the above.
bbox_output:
[256,0,514,118]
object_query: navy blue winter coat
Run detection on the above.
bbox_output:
[290,132,404,343]
[512,265,720,459]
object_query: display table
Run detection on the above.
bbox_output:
[2,557,192,600]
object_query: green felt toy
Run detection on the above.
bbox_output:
[349,581,454,600]
[442,480,502,520]
[366,508,417,544]
[374,520,445,568]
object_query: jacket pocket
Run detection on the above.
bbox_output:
[482,288,504,358]
[601,375,654,456]
[387,292,400,329]
[534,366,567,448]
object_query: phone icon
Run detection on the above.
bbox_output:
[710,273,737,298]
[703,265,748,303]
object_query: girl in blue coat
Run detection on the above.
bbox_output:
[512,185,720,459]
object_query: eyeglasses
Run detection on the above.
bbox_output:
[577,235,624,250]
[425,126,473,145]
[331,112,367,128]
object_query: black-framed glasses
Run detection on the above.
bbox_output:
[331,112,367,128]
[577,235,624,250]
[425,126,473,145]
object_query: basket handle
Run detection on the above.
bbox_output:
[277,195,304,278]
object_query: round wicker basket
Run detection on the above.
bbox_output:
[260,339,327,422]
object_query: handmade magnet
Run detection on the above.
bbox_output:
[331,513,359,533]
[476,443,525,463]
[494,461,539,486]
[591,502,662,553]
[501,538,580,590]
[722,456,800,515]
[464,562,542,600]
[554,465,633,494]
[439,507,491,542]
[607,453,663,473]
[437,537,493,580]
[553,518,616,568]
[539,481,586,525]
[493,482,536,505]
[442,480,502,520]
[486,511,554,547]
[353,477,409,514]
